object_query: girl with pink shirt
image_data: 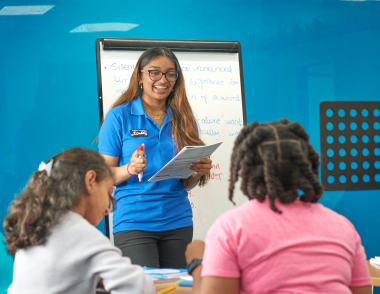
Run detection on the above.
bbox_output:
[185,119,371,294]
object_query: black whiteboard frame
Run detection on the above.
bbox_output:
[95,38,247,238]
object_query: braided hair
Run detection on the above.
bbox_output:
[229,119,322,213]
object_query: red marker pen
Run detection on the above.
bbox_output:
[138,144,144,183]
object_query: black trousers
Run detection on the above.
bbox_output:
[114,226,193,269]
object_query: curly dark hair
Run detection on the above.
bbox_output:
[229,119,322,213]
[3,147,115,255]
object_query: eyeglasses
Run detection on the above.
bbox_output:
[141,70,178,82]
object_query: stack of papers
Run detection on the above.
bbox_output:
[143,267,188,279]
[148,142,222,181]
[370,257,380,266]
[179,275,193,281]
[152,278,181,284]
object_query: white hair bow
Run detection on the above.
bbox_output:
[38,160,54,177]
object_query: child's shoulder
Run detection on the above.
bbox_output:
[208,200,258,233]
[314,202,356,229]
[217,199,267,220]
[210,198,356,232]
[53,212,111,247]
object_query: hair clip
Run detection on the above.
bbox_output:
[38,160,54,177]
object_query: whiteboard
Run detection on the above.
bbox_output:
[96,39,247,243]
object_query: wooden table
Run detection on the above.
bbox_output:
[154,262,380,293]
[96,282,193,294]
[96,261,380,294]
[155,281,192,293]
[368,260,380,288]
[96,281,192,294]
[97,262,380,294]
[158,262,380,293]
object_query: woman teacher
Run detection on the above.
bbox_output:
[99,47,212,268]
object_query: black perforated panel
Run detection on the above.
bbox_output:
[320,101,380,191]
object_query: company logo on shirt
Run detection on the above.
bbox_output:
[130,129,148,137]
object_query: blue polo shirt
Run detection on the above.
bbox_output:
[98,97,192,233]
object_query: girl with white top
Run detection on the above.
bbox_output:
[3,147,155,294]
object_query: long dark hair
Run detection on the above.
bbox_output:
[105,47,209,186]
[229,119,322,213]
[3,147,114,255]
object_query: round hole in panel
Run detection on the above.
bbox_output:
[339,135,346,144]
[338,122,345,131]
[326,109,334,117]
[374,161,380,169]
[327,175,335,184]
[350,135,357,143]
[374,122,380,130]
[351,161,358,170]
[327,149,334,157]
[362,122,369,130]
[339,175,346,183]
[374,135,380,143]
[350,122,357,130]
[327,162,334,170]
[363,174,370,182]
[362,161,370,169]
[350,109,357,117]
[351,175,358,183]
[375,148,380,156]
[351,148,358,157]
[338,109,345,117]
[339,149,346,157]
[326,122,334,131]
[339,162,346,170]
[327,136,334,144]
[375,174,380,182]
[362,108,369,117]
[362,135,369,143]
[374,109,380,117]
[362,148,370,156]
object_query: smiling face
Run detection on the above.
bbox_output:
[139,56,177,102]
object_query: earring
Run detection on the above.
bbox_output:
[140,84,143,89]
[172,89,174,92]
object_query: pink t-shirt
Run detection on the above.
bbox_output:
[202,198,370,294]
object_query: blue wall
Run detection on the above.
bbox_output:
[1,0,380,264]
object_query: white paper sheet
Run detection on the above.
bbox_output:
[148,142,223,182]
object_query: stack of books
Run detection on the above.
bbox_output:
[143,267,190,283]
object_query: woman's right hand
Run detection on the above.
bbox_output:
[128,149,146,175]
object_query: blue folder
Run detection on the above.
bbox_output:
[177,280,193,287]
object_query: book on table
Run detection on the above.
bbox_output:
[370,257,380,266]
[143,267,189,280]
[177,280,193,287]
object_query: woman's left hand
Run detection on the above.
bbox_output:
[187,158,212,176]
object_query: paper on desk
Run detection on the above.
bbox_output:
[179,275,193,281]
[370,258,380,266]
[148,142,223,182]
[144,269,180,274]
